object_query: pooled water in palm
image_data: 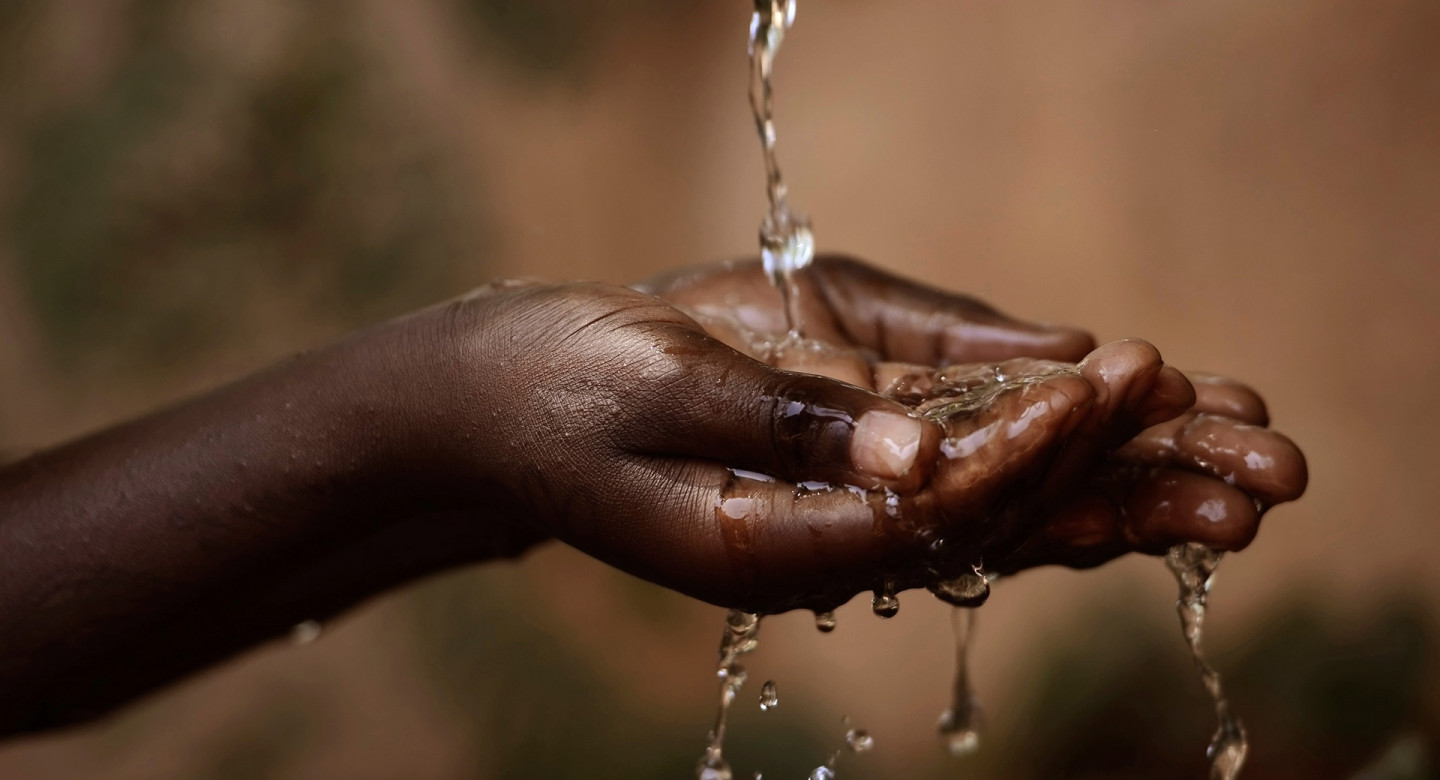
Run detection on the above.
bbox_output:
[1167,542,1247,780]
[698,609,763,780]
[750,0,814,335]
[938,607,983,756]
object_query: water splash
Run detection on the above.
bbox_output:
[1166,542,1247,780]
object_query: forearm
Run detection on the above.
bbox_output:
[0,306,511,734]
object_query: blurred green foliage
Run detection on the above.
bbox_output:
[6,0,464,372]
[201,693,317,780]
[407,567,832,779]
[1000,592,1437,780]
[401,570,1436,780]
[454,0,674,76]
[1,0,686,375]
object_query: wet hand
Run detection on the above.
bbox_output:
[638,257,1307,598]
[430,276,947,612]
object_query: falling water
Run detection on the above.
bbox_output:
[937,607,983,756]
[697,609,764,780]
[749,0,815,335]
[1167,542,1247,780]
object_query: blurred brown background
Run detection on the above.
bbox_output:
[1,0,1437,777]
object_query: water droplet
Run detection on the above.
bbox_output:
[807,766,836,780]
[758,680,778,711]
[928,565,990,608]
[844,729,874,753]
[938,716,981,757]
[697,756,732,780]
[814,610,837,633]
[289,619,323,646]
[871,582,899,618]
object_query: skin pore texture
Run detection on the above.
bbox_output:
[0,256,1307,736]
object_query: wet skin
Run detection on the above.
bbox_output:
[646,258,1305,606]
[0,256,1306,735]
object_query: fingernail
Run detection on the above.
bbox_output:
[852,411,923,479]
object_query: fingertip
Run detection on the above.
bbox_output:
[1135,365,1196,428]
[1188,372,1270,426]
[1173,417,1309,505]
[1123,470,1260,553]
[1078,339,1165,414]
[1267,430,1309,503]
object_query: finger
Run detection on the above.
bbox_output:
[1076,340,1192,437]
[1119,468,1261,552]
[808,255,1097,364]
[923,369,1097,549]
[993,466,1263,571]
[993,491,1128,573]
[1138,365,1198,429]
[622,322,943,491]
[974,341,1181,556]
[1116,413,1308,505]
[1187,372,1269,426]
[582,459,913,612]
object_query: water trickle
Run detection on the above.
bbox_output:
[845,728,875,753]
[759,680,779,711]
[937,608,983,757]
[749,0,813,335]
[1166,542,1247,780]
[697,609,763,780]
[813,610,837,633]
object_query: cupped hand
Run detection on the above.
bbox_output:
[639,256,1306,599]
[434,256,1304,614]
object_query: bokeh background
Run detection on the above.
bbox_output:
[1,0,1437,777]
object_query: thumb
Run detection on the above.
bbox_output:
[623,323,942,492]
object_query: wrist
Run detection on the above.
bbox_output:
[337,287,528,521]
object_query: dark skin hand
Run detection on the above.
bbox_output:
[646,258,1305,595]
[0,256,1306,736]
